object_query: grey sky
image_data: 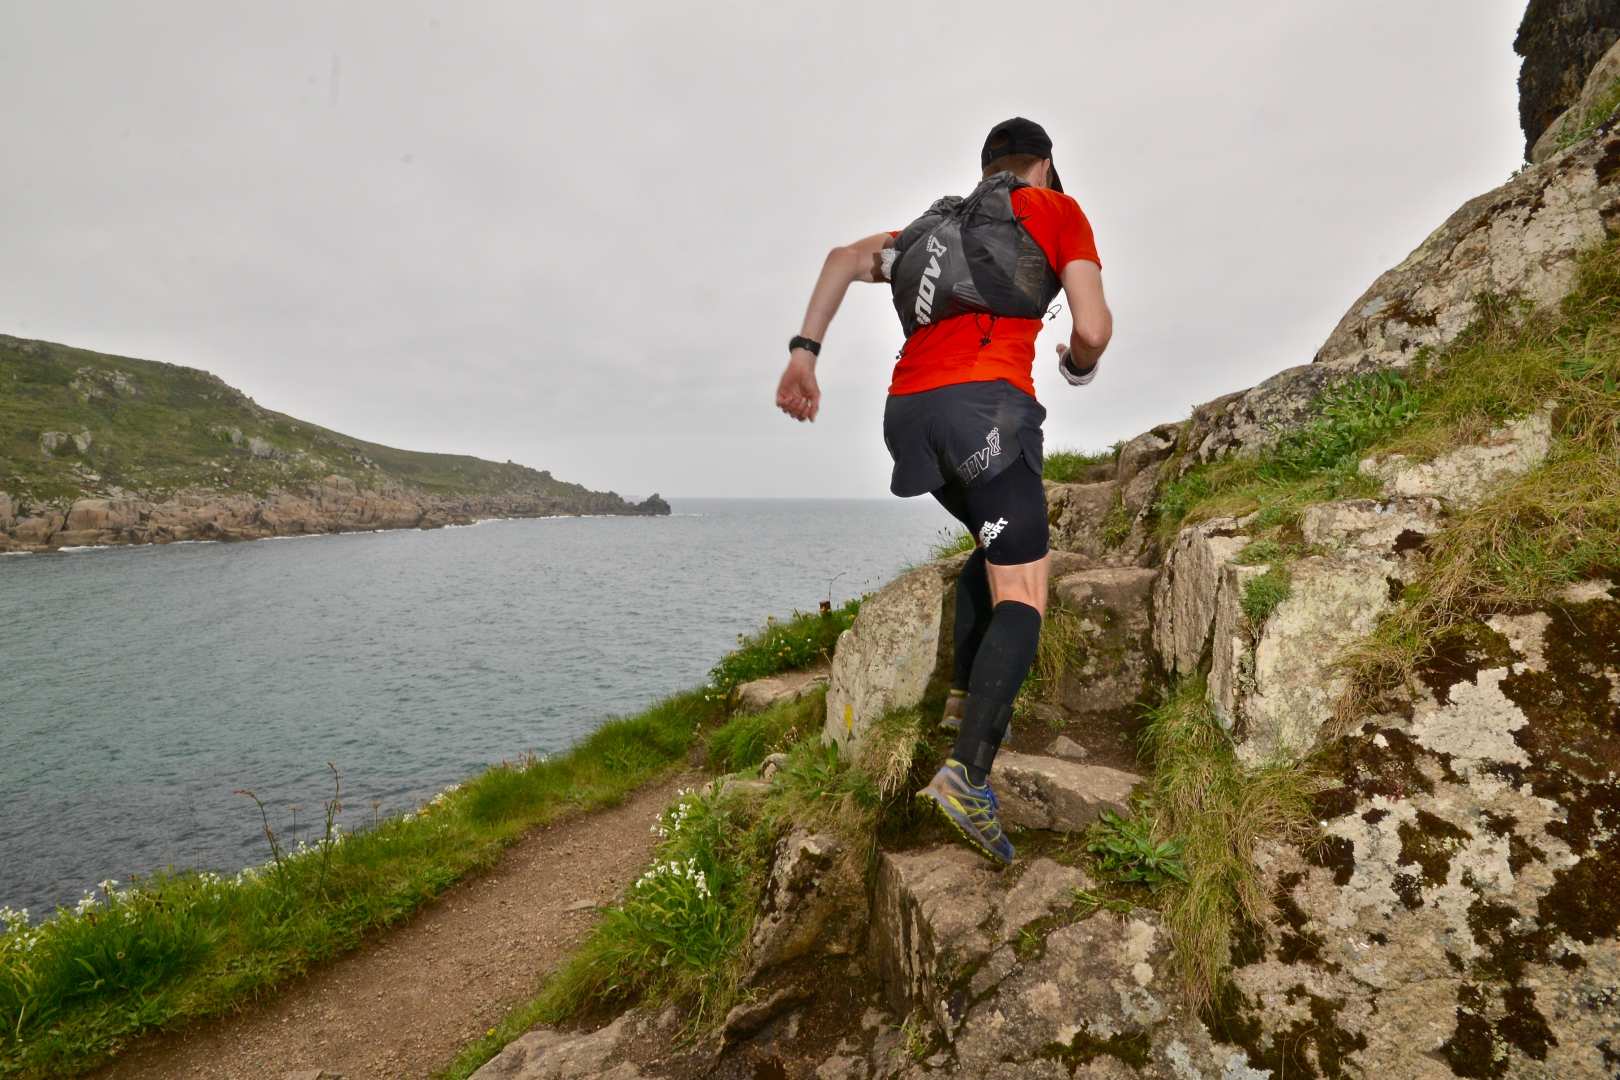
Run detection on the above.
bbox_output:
[2,2,1527,498]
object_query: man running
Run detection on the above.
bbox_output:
[774,117,1112,866]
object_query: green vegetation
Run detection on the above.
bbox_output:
[1136,679,1318,1008]
[443,696,927,1079]
[1,602,857,1079]
[705,603,857,702]
[1239,566,1293,625]
[1044,446,1117,483]
[706,692,810,773]
[0,335,620,505]
[1336,243,1620,722]
[929,528,976,560]
[1099,493,1133,548]
[1086,810,1188,890]
[1153,369,1419,541]
[1547,76,1620,157]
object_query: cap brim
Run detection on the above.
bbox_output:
[1048,161,1064,194]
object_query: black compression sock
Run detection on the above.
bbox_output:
[951,548,992,692]
[951,600,1042,784]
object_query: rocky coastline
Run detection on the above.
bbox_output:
[0,476,670,554]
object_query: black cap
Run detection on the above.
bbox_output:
[981,116,1063,193]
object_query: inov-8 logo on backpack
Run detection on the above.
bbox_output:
[914,236,949,327]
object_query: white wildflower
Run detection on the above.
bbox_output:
[74,891,99,915]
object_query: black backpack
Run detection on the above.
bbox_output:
[889,172,1062,339]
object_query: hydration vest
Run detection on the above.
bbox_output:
[889,171,1062,340]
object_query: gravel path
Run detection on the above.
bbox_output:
[95,772,694,1079]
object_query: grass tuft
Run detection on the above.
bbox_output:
[1013,602,1089,727]
[1044,447,1117,484]
[706,603,857,702]
[1137,679,1318,1009]
[1239,566,1292,626]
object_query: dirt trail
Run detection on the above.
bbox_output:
[96,772,695,1080]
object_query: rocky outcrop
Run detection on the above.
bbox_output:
[747,829,861,977]
[1184,116,1620,466]
[1516,0,1620,156]
[1532,37,1620,162]
[474,1009,677,1079]
[0,477,670,552]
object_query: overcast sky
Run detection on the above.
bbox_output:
[2,2,1528,498]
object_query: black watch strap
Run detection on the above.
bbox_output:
[788,335,821,357]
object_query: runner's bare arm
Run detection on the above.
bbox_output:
[1056,259,1112,375]
[776,232,894,423]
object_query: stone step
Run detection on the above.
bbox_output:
[733,664,828,713]
[992,751,1141,832]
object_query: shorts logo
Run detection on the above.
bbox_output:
[914,235,948,327]
[979,517,1009,547]
[957,426,1003,482]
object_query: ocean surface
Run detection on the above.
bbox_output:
[0,498,951,917]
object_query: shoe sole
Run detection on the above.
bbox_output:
[915,789,1012,867]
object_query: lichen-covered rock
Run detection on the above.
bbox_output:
[1215,584,1620,1079]
[824,560,958,752]
[1360,412,1553,509]
[992,752,1140,832]
[1532,35,1620,162]
[1152,517,1248,677]
[735,666,829,714]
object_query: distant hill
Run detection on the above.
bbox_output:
[0,334,667,550]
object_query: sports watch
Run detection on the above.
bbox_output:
[788,335,821,357]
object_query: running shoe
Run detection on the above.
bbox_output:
[916,760,1015,866]
[939,689,967,732]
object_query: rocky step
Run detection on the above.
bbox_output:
[992,751,1140,833]
[870,844,1228,1078]
[733,664,829,713]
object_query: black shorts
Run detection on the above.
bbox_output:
[883,380,1050,565]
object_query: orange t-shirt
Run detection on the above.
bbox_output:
[887,187,1100,400]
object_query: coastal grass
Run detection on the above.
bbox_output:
[441,699,928,1079]
[1136,678,1318,1010]
[0,603,859,1079]
[705,602,858,703]
[1013,601,1089,726]
[1043,446,1117,483]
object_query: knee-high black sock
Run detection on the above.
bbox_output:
[951,600,1042,785]
[952,548,992,691]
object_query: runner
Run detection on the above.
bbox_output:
[773,117,1112,866]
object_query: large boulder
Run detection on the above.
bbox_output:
[1151,517,1248,678]
[825,559,959,752]
[63,498,141,534]
[746,828,861,977]
[1044,480,1122,562]
[1516,0,1620,156]
[1217,583,1620,1079]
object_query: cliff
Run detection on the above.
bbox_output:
[0,334,667,552]
[466,20,1620,1080]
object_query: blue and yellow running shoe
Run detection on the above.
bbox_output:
[916,760,1015,866]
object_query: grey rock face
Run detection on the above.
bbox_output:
[1151,517,1248,678]
[1044,480,1123,562]
[992,752,1140,832]
[747,828,855,976]
[1049,566,1159,725]
[824,559,959,752]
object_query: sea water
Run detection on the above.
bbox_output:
[0,498,951,916]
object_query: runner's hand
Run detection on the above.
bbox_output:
[1056,343,1098,387]
[776,352,821,422]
